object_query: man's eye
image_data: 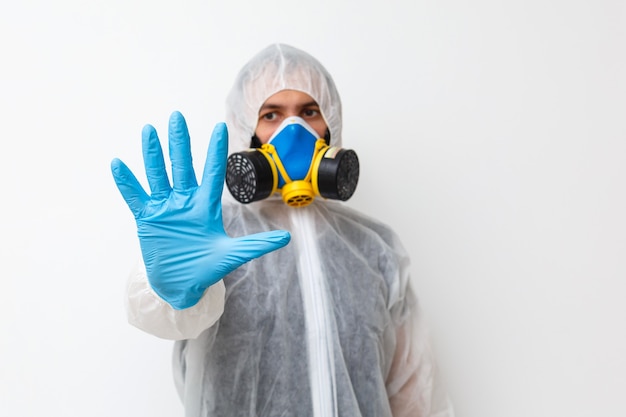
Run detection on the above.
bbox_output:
[262,112,277,121]
[303,109,319,117]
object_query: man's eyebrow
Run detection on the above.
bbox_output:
[259,101,320,113]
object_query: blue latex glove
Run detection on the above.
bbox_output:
[111,111,291,309]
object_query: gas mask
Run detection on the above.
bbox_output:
[226,117,359,207]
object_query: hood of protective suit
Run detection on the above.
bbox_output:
[225,43,342,154]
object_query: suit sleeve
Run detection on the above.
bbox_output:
[125,260,226,340]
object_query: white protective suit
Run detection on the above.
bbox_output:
[126,43,454,417]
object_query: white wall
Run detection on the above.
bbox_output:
[1,1,624,416]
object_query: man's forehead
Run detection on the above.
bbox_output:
[260,90,319,110]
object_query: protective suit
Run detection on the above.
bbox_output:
[123,44,454,417]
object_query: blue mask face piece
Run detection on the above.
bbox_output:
[267,117,320,188]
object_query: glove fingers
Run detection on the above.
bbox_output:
[200,122,228,218]
[111,158,150,218]
[169,111,198,191]
[142,124,171,199]
[230,230,292,261]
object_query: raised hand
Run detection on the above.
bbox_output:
[111,111,291,309]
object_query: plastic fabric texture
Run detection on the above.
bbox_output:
[125,261,226,340]
[172,200,453,416]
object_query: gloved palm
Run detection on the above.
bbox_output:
[111,111,290,309]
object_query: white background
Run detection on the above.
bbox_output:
[1,1,624,416]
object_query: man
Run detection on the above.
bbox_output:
[112,43,453,417]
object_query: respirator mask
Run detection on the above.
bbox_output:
[226,116,359,207]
